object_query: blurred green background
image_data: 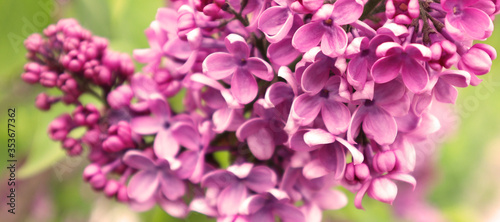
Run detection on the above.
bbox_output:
[1,0,500,221]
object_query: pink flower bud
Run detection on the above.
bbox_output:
[373,150,396,173]
[107,85,133,109]
[83,163,101,181]
[35,93,55,110]
[40,71,58,87]
[89,173,107,190]
[104,180,120,197]
[102,136,126,153]
[116,185,129,202]
[43,24,57,36]
[24,33,44,52]
[48,114,73,140]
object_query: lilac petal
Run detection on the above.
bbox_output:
[373,79,406,105]
[438,70,471,87]
[336,137,364,164]
[244,166,278,193]
[386,173,416,190]
[131,75,159,100]
[176,150,197,179]
[268,38,301,66]
[202,170,238,188]
[240,193,267,215]
[376,42,404,57]
[367,177,398,205]
[265,82,294,106]
[246,57,274,81]
[131,116,162,135]
[236,118,267,141]
[225,34,250,59]
[313,189,348,210]
[259,6,294,43]
[232,68,258,104]
[247,127,276,160]
[434,80,458,104]
[332,0,364,25]
[160,172,186,200]
[381,93,411,117]
[148,95,171,120]
[301,60,330,94]
[401,58,429,93]
[451,8,492,40]
[203,52,237,79]
[321,25,348,57]
[303,129,336,146]
[318,143,346,179]
[347,57,368,89]
[303,159,329,179]
[156,8,178,33]
[291,94,322,125]
[154,129,180,159]
[321,101,350,135]
[354,181,371,209]
[128,170,159,202]
[302,203,322,222]
[158,198,189,218]
[363,107,397,145]
[372,56,402,84]
[292,22,325,52]
[302,0,324,11]
[347,106,368,144]
[228,162,254,179]
[249,210,274,222]
[171,122,200,151]
[411,93,433,115]
[405,44,432,61]
[123,150,156,170]
[218,182,248,215]
[274,203,306,222]
[289,130,322,152]
[190,198,218,217]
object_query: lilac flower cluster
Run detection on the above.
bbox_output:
[22,0,498,220]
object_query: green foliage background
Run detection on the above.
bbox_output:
[1,0,499,221]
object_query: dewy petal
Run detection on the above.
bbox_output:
[331,0,364,25]
[154,129,180,159]
[203,52,237,80]
[225,34,250,59]
[246,57,274,81]
[244,166,278,193]
[131,116,162,135]
[291,94,322,125]
[371,56,403,83]
[401,58,429,93]
[160,172,186,200]
[128,170,159,202]
[321,101,351,135]
[321,25,348,57]
[301,60,331,94]
[231,68,259,104]
[218,183,248,216]
[259,6,294,43]
[247,127,276,160]
[292,22,325,52]
[362,107,397,145]
[123,150,156,170]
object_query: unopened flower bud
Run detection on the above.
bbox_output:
[40,71,58,87]
[107,85,133,109]
[48,114,73,140]
[104,180,120,197]
[89,173,107,190]
[373,150,396,173]
[83,163,101,181]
